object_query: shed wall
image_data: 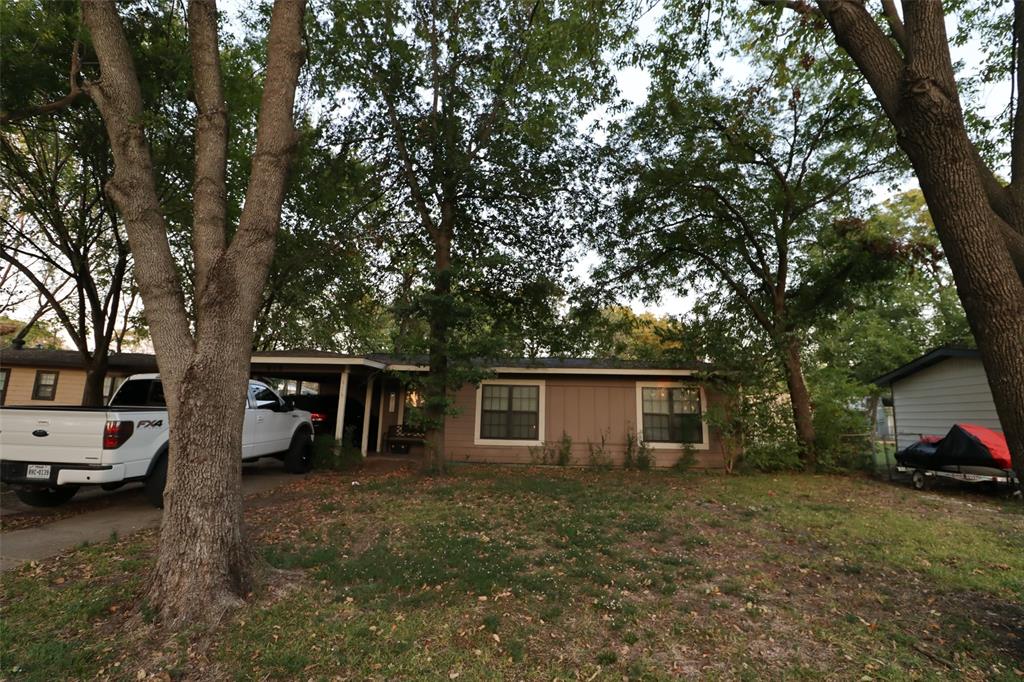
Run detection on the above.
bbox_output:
[891,357,1002,450]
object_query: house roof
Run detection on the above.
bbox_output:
[4,347,710,377]
[0,347,158,372]
[872,346,980,387]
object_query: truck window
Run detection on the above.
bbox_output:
[249,383,281,410]
[110,379,166,407]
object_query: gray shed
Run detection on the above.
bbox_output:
[873,347,1003,451]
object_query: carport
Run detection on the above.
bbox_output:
[250,352,422,456]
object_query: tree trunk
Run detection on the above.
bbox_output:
[424,229,452,474]
[806,0,1024,485]
[147,342,256,623]
[78,0,307,626]
[892,61,1024,487]
[780,338,817,465]
[81,352,109,406]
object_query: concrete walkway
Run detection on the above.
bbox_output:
[0,461,302,571]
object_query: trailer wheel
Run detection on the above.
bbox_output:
[912,470,927,491]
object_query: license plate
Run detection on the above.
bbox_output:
[26,464,51,480]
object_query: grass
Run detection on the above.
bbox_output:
[2,468,1023,680]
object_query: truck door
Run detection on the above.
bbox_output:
[248,381,290,455]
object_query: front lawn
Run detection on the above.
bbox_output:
[2,468,1022,680]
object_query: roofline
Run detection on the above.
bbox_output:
[386,364,701,376]
[249,355,388,370]
[4,348,706,377]
[872,346,979,386]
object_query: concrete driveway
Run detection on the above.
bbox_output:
[0,459,303,571]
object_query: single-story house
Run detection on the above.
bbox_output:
[0,347,728,469]
[873,346,1002,451]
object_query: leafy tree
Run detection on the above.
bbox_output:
[745,0,1024,485]
[568,306,686,361]
[5,0,308,625]
[599,48,908,463]
[314,0,637,472]
[0,315,63,349]
[0,1,179,404]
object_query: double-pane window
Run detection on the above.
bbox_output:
[641,387,702,443]
[32,370,58,401]
[480,384,539,440]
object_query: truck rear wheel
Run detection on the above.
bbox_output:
[284,430,313,474]
[145,455,168,508]
[15,486,79,507]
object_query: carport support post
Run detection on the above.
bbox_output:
[335,368,349,442]
[360,375,375,457]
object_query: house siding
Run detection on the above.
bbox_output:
[1,366,86,406]
[891,357,1002,451]
[442,374,726,469]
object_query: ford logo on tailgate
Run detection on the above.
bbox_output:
[32,429,49,437]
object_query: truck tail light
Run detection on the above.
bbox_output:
[103,420,134,449]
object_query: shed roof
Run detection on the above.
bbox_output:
[872,346,980,387]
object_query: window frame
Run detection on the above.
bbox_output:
[32,370,59,401]
[0,368,9,405]
[474,379,545,446]
[635,381,709,450]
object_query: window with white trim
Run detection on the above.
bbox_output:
[641,386,702,443]
[480,384,540,441]
[32,370,59,401]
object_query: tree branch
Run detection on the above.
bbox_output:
[80,0,195,377]
[187,0,228,309]
[0,41,83,124]
[228,0,308,325]
[880,0,907,53]
[1011,0,1024,190]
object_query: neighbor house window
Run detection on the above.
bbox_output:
[32,370,59,401]
[0,368,9,405]
[640,386,702,443]
[480,384,540,441]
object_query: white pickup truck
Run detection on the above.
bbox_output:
[0,374,315,508]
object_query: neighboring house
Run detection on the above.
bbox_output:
[0,348,157,406]
[0,348,729,469]
[873,346,1002,451]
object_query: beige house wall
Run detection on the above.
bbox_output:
[439,374,726,469]
[0,364,137,407]
[1,365,86,406]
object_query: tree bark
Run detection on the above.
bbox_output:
[780,338,817,465]
[81,351,109,406]
[798,0,1024,484]
[146,338,256,623]
[424,228,452,474]
[79,0,307,626]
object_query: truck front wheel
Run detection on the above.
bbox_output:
[15,486,79,507]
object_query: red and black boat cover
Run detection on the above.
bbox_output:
[896,423,1012,471]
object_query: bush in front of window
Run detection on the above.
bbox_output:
[528,431,573,466]
[672,445,698,473]
[624,430,653,471]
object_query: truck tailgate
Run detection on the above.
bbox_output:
[0,409,107,464]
